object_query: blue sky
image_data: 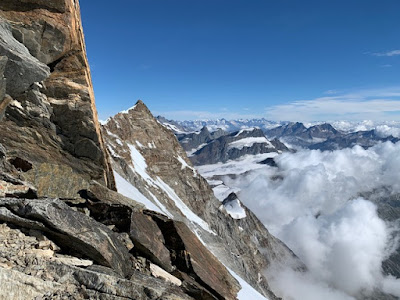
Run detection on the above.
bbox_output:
[80,0,400,122]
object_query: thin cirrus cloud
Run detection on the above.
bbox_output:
[156,87,400,122]
[264,87,400,122]
[371,49,400,57]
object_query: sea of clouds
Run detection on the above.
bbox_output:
[222,142,400,299]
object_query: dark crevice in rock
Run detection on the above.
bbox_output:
[86,202,131,233]
[47,55,65,72]
[8,157,33,172]
[5,188,37,199]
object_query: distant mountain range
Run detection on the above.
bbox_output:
[265,122,399,151]
[158,117,400,154]
[156,116,287,133]
[177,126,288,165]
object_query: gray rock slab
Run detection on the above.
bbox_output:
[1,198,132,277]
[0,19,50,97]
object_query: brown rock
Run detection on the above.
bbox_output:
[130,211,174,272]
[173,221,240,300]
[1,198,133,278]
[0,0,115,197]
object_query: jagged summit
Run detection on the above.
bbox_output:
[103,100,302,299]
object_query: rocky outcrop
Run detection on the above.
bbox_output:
[0,198,132,277]
[0,0,114,198]
[0,221,194,300]
[130,211,174,273]
[0,193,242,300]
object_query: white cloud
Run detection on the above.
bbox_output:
[372,50,400,57]
[264,87,400,122]
[219,142,400,299]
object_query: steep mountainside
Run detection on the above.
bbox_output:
[103,101,303,300]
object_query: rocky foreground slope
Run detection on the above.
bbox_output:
[0,1,304,299]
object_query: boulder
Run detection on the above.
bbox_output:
[150,214,240,300]
[173,221,240,300]
[0,20,50,97]
[130,211,174,272]
[0,198,132,277]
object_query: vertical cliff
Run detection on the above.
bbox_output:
[0,0,114,197]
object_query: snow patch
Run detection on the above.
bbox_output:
[228,137,274,150]
[136,141,145,148]
[197,152,278,178]
[155,177,215,234]
[120,104,137,114]
[228,268,269,300]
[113,171,166,215]
[213,184,240,202]
[234,128,258,137]
[224,199,247,219]
[187,143,207,156]
[127,144,153,183]
[177,156,197,176]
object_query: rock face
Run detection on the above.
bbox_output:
[0,0,114,198]
[104,100,303,299]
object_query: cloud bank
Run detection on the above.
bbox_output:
[222,142,400,299]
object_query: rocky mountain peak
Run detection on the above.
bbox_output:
[103,101,302,299]
[132,99,150,113]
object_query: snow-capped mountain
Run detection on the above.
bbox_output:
[178,126,289,165]
[157,116,287,133]
[159,117,400,151]
[103,100,302,300]
[265,122,399,150]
